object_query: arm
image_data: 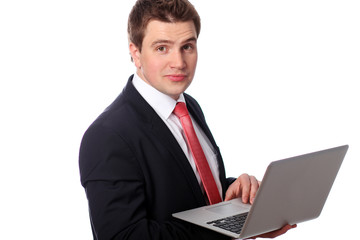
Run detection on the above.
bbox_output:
[79,125,229,240]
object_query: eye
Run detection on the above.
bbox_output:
[182,44,193,51]
[157,46,167,52]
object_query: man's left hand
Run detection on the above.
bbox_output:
[247,224,297,239]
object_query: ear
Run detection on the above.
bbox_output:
[129,42,141,69]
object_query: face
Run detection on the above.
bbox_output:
[129,20,198,100]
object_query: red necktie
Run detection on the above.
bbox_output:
[173,102,222,205]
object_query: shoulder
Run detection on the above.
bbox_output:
[184,93,207,123]
[184,93,203,113]
[79,76,145,182]
[85,75,154,135]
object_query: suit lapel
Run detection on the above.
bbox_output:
[185,94,228,198]
[123,76,206,205]
[150,115,207,205]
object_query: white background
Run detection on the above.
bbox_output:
[0,1,359,239]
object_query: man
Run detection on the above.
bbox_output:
[79,0,296,239]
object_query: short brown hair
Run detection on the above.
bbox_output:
[128,0,201,52]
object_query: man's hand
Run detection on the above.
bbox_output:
[247,224,297,239]
[225,173,260,204]
[225,174,297,239]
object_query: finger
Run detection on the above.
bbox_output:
[247,224,297,239]
[259,224,297,238]
[273,224,297,237]
[225,179,241,201]
[224,186,236,201]
[249,176,259,204]
[270,224,293,237]
[239,174,251,203]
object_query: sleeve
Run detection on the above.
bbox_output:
[79,124,230,240]
[226,177,237,188]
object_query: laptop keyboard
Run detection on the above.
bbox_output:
[206,212,249,234]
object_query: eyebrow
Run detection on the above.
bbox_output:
[150,37,197,47]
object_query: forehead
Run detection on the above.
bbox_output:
[143,20,197,44]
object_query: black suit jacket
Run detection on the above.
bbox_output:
[79,75,234,240]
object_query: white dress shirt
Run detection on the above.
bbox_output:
[132,73,223,200]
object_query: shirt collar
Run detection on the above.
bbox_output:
[132,73,186,120]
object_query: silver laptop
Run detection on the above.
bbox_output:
[173,145,348,239]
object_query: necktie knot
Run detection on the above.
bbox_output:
[173,102,189,118]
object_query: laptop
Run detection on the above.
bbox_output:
[173,145,349,239]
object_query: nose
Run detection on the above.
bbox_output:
[169,50,186,70]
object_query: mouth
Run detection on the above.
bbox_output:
[166,74,187,82]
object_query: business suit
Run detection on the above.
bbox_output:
[79,75,234,239]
